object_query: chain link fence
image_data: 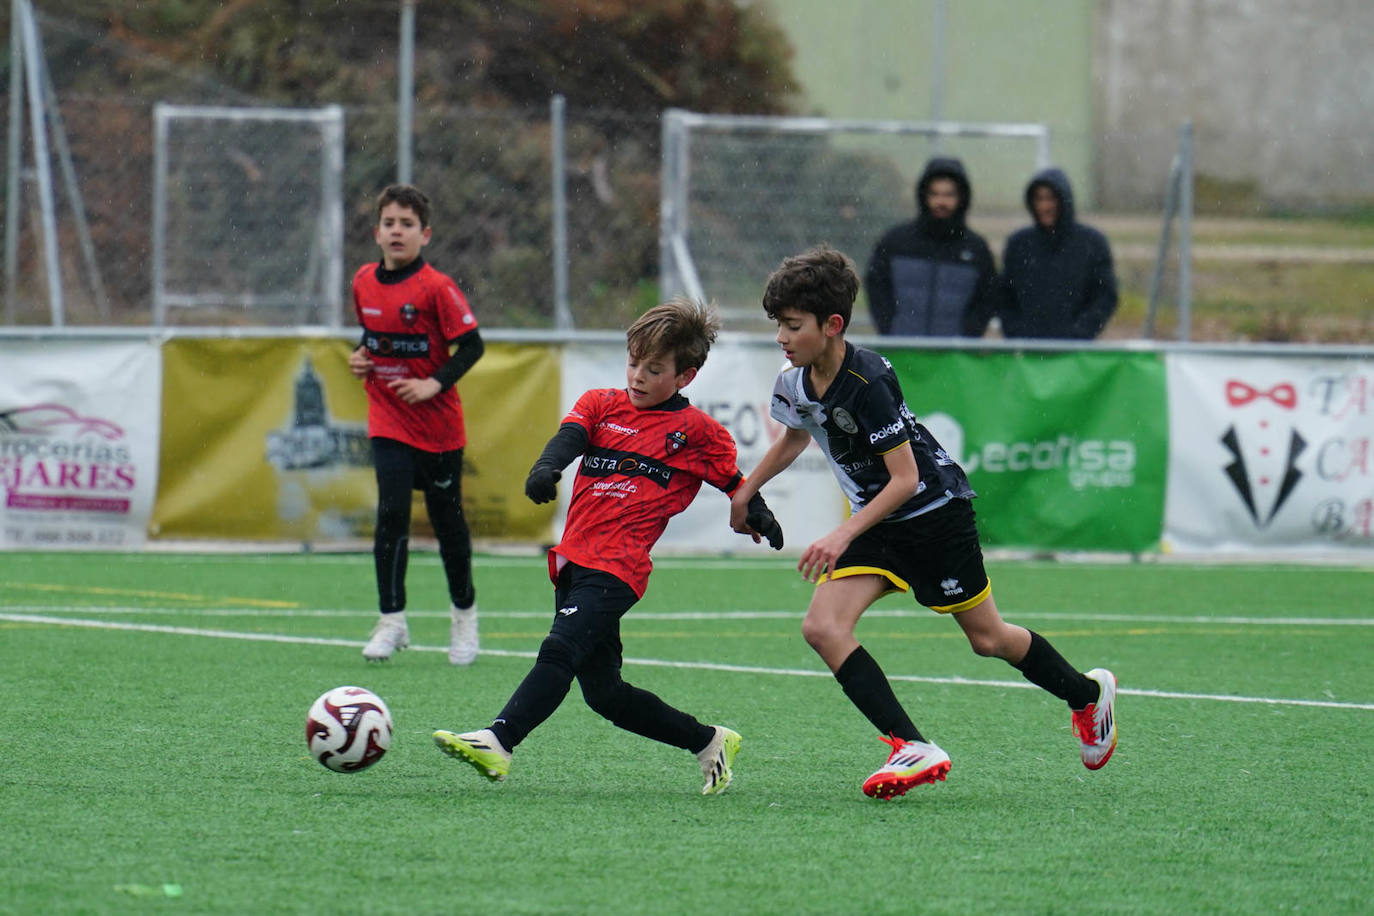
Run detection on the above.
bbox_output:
[3,87,665,330]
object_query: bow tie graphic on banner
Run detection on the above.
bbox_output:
[1226,379,1297,409]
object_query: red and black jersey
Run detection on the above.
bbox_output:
[551,388,744,597]
[352,257,478,452]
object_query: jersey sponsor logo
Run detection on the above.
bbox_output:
[558,605,579,616]
[597,421,640,436]
[364,330,430,358]
[868,420,905,444]
[665,430,687,453]
[400,303,419,326]
[940,577,964,596]
[580,448,673,488]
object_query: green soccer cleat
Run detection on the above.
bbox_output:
[433,728,511,782]
[697,726,742,796]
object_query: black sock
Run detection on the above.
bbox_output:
[834,646,924,742]
[1014,630,1098,709]
[490,661,574,751]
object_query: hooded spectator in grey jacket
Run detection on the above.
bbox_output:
[1000,167,1118,340]
[864,157,999,337]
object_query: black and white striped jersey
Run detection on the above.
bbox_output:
[769,342,975,521]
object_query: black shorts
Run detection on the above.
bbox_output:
[828,498,990,613]
[548,561,639,669]
[372,436,463,496]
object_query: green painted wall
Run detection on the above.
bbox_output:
[764,0,1097,208]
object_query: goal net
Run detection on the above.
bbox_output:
[152,104,345,326]
[659,110,1050,332]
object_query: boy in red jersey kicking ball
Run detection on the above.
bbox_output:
[729,245,1116,799]
[433,298,784,795]
[350,185,483,666]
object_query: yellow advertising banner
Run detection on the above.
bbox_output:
[153,337,373,540]
[153,337,558,544]
[458,341,560,542]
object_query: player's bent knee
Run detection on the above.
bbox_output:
[535,633,582,676]
[579,680,627,720]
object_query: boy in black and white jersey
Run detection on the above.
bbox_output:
[730,245,1117,800]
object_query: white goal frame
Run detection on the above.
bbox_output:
[659,109,1051,315]
[151,104,345,327]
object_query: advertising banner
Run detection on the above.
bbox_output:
[1163,354,1374,553]
[460,342,561,542]
[154,337,374,541]
[561,340,846,555]
[0,339,161,549]
[882,348,1168,551]
[154,337,557,544]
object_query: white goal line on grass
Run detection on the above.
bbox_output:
[3,612,1371,713]
[5,604,1374,627]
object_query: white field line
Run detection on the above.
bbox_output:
[4,604,1374,627]
[26,552,1374,572]
[3,611,1371,713]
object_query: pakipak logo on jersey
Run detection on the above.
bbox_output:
[665,430,687,454]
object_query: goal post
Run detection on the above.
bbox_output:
[659,109,1051,330]
[152,104,345,327]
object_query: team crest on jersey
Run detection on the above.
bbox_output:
[400,303,419,326]
[665,430,688,454]
[831,408,858,435]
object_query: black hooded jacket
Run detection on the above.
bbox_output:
[999,167,1118,340]
[864,157,999,337]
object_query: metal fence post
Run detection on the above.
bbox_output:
[551,94,571,331]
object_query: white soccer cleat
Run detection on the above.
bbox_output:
[862,734,951,800]
[448,602,479,666]
[362,612,410,661]
[1072,668,1118,770]
[697,726,742,795]
[433,728,511,782]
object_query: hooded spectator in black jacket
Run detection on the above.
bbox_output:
[864,157,998,337]
[1000,167,1118,340]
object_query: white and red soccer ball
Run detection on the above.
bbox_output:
[306,686,393,772]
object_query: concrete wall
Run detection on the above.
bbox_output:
[1096,0,1374,209]
[769,0,1374,212]
[766,0,1098,208]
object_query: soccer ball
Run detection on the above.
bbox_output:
[306,686,393,773]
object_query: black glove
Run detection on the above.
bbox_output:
[524,465,561,504]
[745,492,784,550]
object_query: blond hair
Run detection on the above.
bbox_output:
[625,297,721,373]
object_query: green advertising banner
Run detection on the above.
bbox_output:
[881,349,1168,551]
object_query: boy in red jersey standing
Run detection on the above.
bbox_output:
[433,298,784,795]
[349,185,484,666]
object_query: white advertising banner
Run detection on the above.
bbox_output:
[0,339,162,549]
[561,339,844,555]
[1163,353,1374,554]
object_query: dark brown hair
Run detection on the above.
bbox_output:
[374,184,431,228]
[762,244,858,331]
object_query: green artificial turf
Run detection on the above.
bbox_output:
[2,552,1371,914]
